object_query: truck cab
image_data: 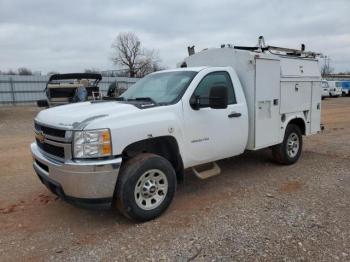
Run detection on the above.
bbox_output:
[31,40,321,221]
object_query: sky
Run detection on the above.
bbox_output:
[0,0,349,74]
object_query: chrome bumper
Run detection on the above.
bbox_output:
[31,142,122,201]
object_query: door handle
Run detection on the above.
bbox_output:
[228,112,241,118]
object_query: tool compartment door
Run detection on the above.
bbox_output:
[310,81,321,134]
[280,81,312,114]
[255,58,281,149]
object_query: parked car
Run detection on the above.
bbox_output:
[327,81,342,97]
[341,81,350,96]
[321,80,330,99]
[31,40,321,221]
[37,73,102,107]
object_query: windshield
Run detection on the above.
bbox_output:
[335,82,342,88]
[120,71,197,105]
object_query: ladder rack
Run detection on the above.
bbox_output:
[232,36,321,58]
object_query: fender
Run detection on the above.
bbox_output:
[84,102,187,159]
[281,112,308,139]
[121,135,184,182]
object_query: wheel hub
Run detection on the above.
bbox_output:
[287,133,300,158]
[141,180,157,197]
[134,169,168,210]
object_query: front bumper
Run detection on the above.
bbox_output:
[31,143,122,207]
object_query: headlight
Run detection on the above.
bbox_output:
[73,129,112,158]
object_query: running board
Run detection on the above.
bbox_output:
[192,162,221,179]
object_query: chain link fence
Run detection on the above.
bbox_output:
[0,75,138,106]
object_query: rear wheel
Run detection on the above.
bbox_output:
[115,153,176,222]
[272,124,303,165]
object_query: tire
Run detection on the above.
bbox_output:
[115,153,176,222]
[272,124,303,165]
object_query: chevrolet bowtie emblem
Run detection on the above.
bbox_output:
[35,130,45,143]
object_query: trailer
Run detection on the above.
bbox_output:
[37,73,102,107]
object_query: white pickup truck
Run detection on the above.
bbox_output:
[31,41,321,221]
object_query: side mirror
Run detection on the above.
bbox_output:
[190,85,228,110]
[209,86,228,109]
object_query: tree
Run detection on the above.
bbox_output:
[137,54,167,77]
[5,69,17,75]
[320,56,334,77]
[18,67,32,75]
[111,32,162,77]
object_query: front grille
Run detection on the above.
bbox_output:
[35,123,66,138]
[36,138,65,158]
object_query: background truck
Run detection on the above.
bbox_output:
[321,80,330,99]
[327,80,343,97]
[341,81,350,96]
[31,39,321,221]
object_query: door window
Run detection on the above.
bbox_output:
[321,82,328,88]
[335,82,342,88]
[192,71,236,107]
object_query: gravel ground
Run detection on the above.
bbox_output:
[0,97,349,261]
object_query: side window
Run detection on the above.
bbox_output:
[192,71,236,106]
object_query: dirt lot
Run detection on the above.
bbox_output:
[0,98,350,261]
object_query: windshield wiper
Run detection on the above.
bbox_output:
[102,96,124,101]
[127,97,158,105]
[114,97,125,101]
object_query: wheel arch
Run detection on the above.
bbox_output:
[286,117,306,135]
[121,136,184,182]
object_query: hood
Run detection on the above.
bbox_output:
[35,101,139,129]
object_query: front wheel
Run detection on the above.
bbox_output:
[272,124,303,165]
[114,153,176,222]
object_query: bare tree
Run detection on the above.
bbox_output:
[321,56,334,77]
[111,32,162,77]
[137,57,166,77]
[18,67,32,75]
[5,69,17,75]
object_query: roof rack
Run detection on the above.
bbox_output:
[233,36,321,58]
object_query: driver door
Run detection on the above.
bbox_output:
[182,71,246,167]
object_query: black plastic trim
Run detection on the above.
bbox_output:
[49,73,102,81]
